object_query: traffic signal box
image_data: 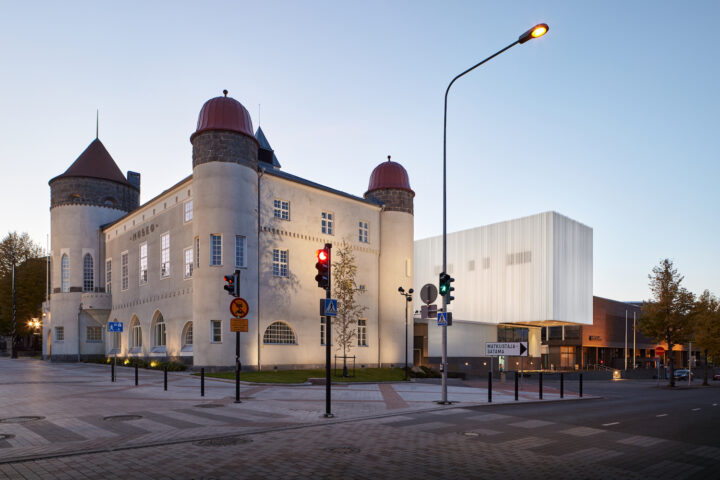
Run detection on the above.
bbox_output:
[223,270,240,297]
[315,244,331,290]
[439,272,455,305]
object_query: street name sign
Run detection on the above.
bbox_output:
[230,298,249,318]
[230,318,249,332]
[485,342,528,357]
[319,298,338,317]
[108,322,123,332]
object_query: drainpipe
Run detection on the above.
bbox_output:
[77,303,83,362]
[257,167,265,371]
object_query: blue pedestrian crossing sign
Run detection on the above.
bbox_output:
[437,312,447,326]
[108,321,123,332]
[323,299,338,317]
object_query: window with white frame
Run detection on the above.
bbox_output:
[83,254,94,292]
[160,233,170,277]
[273,199,290,220]
[184,247,193,278]
[139,243,148,284]
[182,322,193,352]
[184,200,193,222]
[235,235,246,268]
[321,212,334,235]
[358,221,369,243]
[86,325,102,342]
[105,259,111,294]
[194,236,200,269]
[131,318,142,348]
[153,314,166,347]
[55,326,64,341]
[61,254,70,292]
[358,319,367,346]
[263,322,296,344]
[272,249,288,277]
[121,252,129,291]
[210,234,222,266]
[211,320,222,343]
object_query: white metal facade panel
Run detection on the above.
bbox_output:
[552,213,593,324]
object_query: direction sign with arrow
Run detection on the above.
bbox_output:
[485,342,528,357]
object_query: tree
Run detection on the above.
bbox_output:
[0,232,43,278]
[692,290,720,386]
[332,241,367,377]
[639,259,695,387]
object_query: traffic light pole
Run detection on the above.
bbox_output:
[324,244,333,418]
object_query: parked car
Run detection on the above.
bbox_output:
[713,371,720,381]
[673,369,693,380]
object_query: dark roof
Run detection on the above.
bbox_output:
[255,127,281,168]
[50,139,134,188]
[366,157,414,195]
[264,168,378,207]
[191,94,257,143]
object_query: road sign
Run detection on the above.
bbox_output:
[485,342,528,357]
[420,284,438,305]
[230,298,249,318]
[230,318,249,332]
[320,298,338,317]
[108,322,123,332]
[437,312,452,326]
[655,346,665,357]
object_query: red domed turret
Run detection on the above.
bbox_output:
[366,156,414,196]
[191,90,256,142]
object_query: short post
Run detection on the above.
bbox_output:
[560,373,564,398]
[134,364,138,386]
[579,373,583,397]
[488,371,492,403]
[164,366,168,391]
[201,368,205,397]
[111,361,115,383]
[539,372,543,400]
[235,331,241,404]
[514,371,519,401]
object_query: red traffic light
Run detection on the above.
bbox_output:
[316,249,329,262]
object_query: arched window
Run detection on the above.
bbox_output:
[152,312,166,348]
[130,316,142,349]
[61,254,70,292]
[263,322,297,345]
[182,322,193,352]
[83,254,94,292]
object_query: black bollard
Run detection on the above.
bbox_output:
[111,362,115,382]
[488,371,492,403]
[579,373,583,397]
[201,368,205,397]
[539,372,543,400]
[135,364,138,386]
[515,371,519,401]
[164,366,168,391]
[560,373,564,398]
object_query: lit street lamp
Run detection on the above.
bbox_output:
[398,286,414,381]
[440,23,549,404]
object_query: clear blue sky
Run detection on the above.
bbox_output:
[1,1,718,301]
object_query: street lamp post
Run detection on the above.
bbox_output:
[440,23,548,404]
[398,287,414,381]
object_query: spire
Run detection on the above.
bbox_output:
[96,110,99,139]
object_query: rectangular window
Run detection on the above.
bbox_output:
[194,236,200,269]
[160,233,170,277]
[139,243,148,284]
[210,235,222,266]
[211,320,222,343]
[105,259,112,294]
[321,211,334,235]
[121,252,129,291]
[86,326,102,342]
[321,318,326,345]
[560,346,575,368]
[358,319,367,346]
[273,199,290,220]
[272,249,288,277]
[55,326,64,341]
[358,221,369,243]
[235,235,246,268]
[184,200,193,222]
[184,247,193,278]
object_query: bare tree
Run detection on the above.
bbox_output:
[332,241,366,376]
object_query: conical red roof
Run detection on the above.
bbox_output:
[51,139,133,187]
[366,157,414,195]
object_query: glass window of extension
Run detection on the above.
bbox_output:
[273,199,290,220]
[358,319,367,346]
[235,235,246,268]
[210,234,222,266]
[105,259,111,294]
[211,320,222,343]
[83,254,94,292]
[263,322,296,344]
[184,200,193,222]
[121,252,129,291]
[139,243,148,284]
[61,254,70,292]
[272,249,288,277]
[358,221,369,243]
[160,233,170,277]
[184,247,193,278]
[321,211,334,235]
[86,326,102,342]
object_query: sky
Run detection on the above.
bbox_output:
[1,1,718,302]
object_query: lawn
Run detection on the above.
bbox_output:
[199,367,407,384]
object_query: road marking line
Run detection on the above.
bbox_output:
[602,422,619,427]
[691,408,701,411]
[656,414,668,417]
[712,404,717,407]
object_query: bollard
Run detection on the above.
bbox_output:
[201,368,205,397]
[488,371,492,403]
[579,373,583,397]
[539,372,543,400]
[135,364,138,386]
[164,366,168,391]
[515,371,519,401]
[111,362,115,383]
[560,373,564,398]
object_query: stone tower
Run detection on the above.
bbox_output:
[365,156,415,366]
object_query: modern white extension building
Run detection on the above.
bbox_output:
[413,211,593,375]
[43,91,415,369]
